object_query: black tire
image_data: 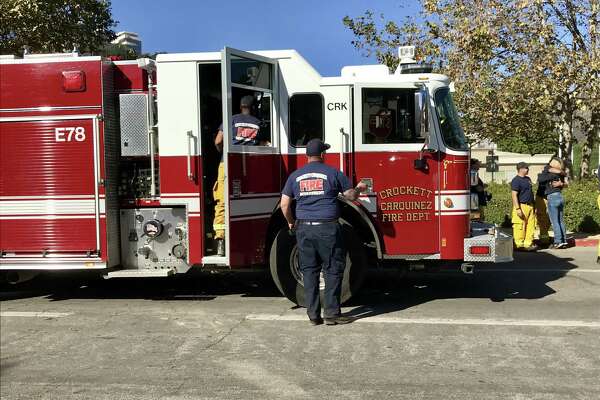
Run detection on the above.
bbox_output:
[269,220,368,306]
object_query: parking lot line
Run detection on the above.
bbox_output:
[245,314,600,328]
[480,269,600,273]
[0,311,73,318]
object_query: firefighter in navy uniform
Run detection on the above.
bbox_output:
[280,139,367,325]
[213,95,269,256]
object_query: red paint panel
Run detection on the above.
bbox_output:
[113,63,149,92]
[229,218,270,267]
[353,151,439,255]
[0,120,96,196]
[441,154,469,190]
[188,215,203,265]
[0,218,96,252]
[227,153,281,267]
[159,155,202,195]
[440,214,469,259]
[0,61,103,109]
[227,153,281,194]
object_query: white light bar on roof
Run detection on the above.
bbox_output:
[24,52,79,59]
[398,46,416,65]
[341,64,390,78]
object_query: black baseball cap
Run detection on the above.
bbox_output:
[240,95,254,107]
[516,161,529,170]
[306,138,330,156]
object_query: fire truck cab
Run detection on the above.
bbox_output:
[0,46,512,302]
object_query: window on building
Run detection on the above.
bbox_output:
[289,93,324,146]
[361,87,422,144]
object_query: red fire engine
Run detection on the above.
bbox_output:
[0,46,512,303]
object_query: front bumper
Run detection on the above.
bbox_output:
[463,222,513,263]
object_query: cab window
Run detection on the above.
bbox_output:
[230,55,273,146]
[289,93,324,146]
[434,88,468,151]
[361,88,422,144]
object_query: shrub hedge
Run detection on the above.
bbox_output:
[483,179,600,233]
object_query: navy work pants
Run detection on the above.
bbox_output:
[295,222,346,319]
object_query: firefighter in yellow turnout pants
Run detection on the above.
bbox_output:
[212,96,265,256]
[511,162,537,251]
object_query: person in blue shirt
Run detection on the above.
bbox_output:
[280,139,367,325]
[511,162,537,251]
[212,96,269,256]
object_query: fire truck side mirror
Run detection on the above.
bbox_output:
[414,158,429,170]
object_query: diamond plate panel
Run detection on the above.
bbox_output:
[119,93,149,156]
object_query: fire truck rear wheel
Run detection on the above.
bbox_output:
[269,220,368,306]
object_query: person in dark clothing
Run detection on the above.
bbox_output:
[536,163,563,246]
[280,139,367,326]
[538,157,568,249]
[511,162,537,251]
[470,159,491,220]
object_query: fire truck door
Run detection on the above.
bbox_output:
[220,47,279,267]
[0,116,101,255]
[321,86,353,177]
[352,84,440,256]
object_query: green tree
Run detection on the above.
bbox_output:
[0,0,116,56]
[344,1,599,174]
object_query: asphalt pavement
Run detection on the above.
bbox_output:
[1,247,599,399]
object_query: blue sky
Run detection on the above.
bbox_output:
[111,0,417,76]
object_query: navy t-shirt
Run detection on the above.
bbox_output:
[511,175,534,204]
[282,161,353,220]
[218,113,264,145]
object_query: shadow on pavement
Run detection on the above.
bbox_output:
[346,249,579,320]
[0,250,580,318]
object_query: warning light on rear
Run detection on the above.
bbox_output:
[62,70,86,92]
[469,246,490,255]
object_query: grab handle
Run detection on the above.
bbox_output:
[187,130,194,181]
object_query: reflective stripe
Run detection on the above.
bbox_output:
[0,199,95,215]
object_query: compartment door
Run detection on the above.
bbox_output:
[352,84,440,256]
[0,116,100,255]
[221,47,279,267]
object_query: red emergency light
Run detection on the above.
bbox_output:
[62,70,86,92]
[469,246,490,255]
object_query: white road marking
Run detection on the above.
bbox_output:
[0,311,73,318]
[480,269,600,273]
[245,314,600,328]
[219,360,307,398]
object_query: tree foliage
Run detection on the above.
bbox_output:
[343,1,599,174]
[0,0,116,55]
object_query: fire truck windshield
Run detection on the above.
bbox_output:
[434,88,468,151]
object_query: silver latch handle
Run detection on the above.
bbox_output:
[339,128,348,173]
[186,130,194,181]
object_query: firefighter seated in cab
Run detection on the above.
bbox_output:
[213,95,269,256]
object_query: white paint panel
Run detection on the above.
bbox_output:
[160,197,200,212]
[0,199,95,215]
[156,61,200,156]
[230,197,279,217]
[435,193,469,211]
